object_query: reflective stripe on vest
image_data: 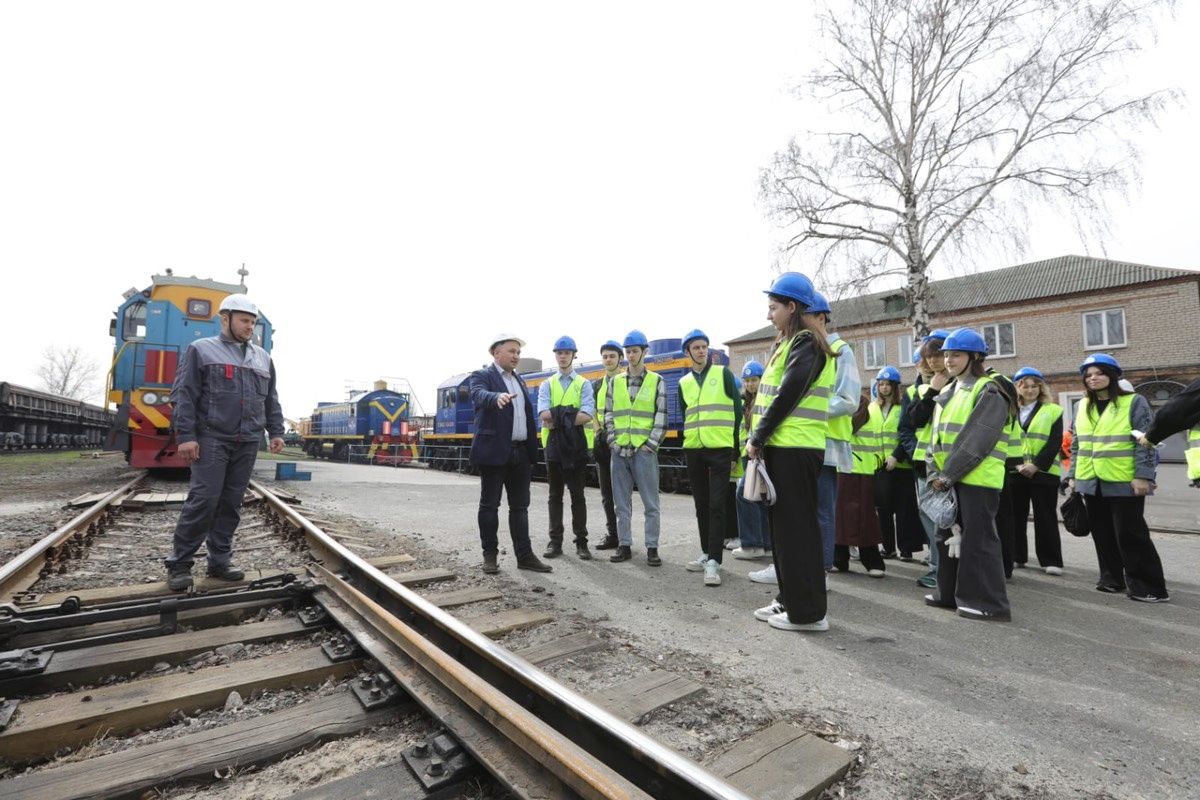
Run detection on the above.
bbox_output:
[910,383,936,463]
[1074,395,1136,482]
[1186,425,1200,481]
[612,371,661,449]
[877,402,910,470]
[1005,417,1023,460]
[852,404,884,475]
[826,338,852,443]
[931,376,1005,489]
[750,335,828,449]
[541,374,594,449]
[680,367,736,449]
[1023,403,1063,477]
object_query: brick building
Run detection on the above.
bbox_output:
[725,256,1200,460]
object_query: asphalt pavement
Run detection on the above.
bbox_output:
[259,458,1199,799]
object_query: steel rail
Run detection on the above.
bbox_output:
[0,475,143,600]
[250,478,754,800]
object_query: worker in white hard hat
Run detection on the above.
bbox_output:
[166,292,284,592]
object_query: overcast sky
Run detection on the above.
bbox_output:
[2,2,1197,421]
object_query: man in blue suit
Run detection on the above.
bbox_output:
[470,334,553,575]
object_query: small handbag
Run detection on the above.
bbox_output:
[917,475,958,530]
[1060,491,1091,537]
[742,458,777,506]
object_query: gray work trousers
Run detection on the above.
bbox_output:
[166,437,261,571]
[932,482,1010,616]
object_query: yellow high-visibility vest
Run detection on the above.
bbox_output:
[680,367,736,449]
[1074,395,1136,483]
[1022,403,1063,477]
[751,333,829,450]
[930,376,1006,489]
[612,371,661,449]
[541,374,594,449]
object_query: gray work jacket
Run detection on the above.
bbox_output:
[170,333,284,444]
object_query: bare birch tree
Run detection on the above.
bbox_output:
[761,0,1175,335]
[37,345,100,401]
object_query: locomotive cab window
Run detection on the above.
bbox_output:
[186,298,212,318]
[253,322,266,347]
[123,302,148,340]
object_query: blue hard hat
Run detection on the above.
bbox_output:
[807,291,831,315]
[553,335,577,352]
[600,339,623,355]
[1079,353,1122,376]
[734,376,744,392]
[912,348,922,365]
[875,366,901,383]
[623,329,649,348]
[681,328,709,350]
[941,327,988,354]
[741,360,765,379]
[764,271,816,308]
[1012,366,1044,382]
[922,328,952,342]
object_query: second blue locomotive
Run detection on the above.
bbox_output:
[300,381,417,464]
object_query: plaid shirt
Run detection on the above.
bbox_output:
[604,369,668,457]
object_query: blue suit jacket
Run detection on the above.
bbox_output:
[469,365,538,466]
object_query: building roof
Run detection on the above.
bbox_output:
[726,255,1198,344]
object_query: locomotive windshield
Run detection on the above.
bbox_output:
[123,302,147,340]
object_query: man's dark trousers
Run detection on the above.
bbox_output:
[478,444,534,558]
[685,447,733,563]
[547,461,588,546]
[166,437,261,571]
[592,437,618,539]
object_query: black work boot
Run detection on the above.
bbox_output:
[609,545,632,563]
[167,568,193,592]
[576,542,593,560]
[482,553,499,574]
[594,535,619,550]
[206,564,246,582]
[543,542,563,559]
[646,547,662,566]
[517,554,553,573]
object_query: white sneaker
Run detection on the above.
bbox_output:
[732,546,767,560]
[867,569,885,578]
[723,538,740,551]
[1045,566,1064,576]
[768,613,829,632]
[704,559,721,586]
[749,564,778,584]
[754,600,785,621]
[849,546,860,560]
[685,554,708,573]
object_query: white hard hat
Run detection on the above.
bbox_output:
[1118,378,1135,393]
[219,294,259,317]
[489,333,525,351]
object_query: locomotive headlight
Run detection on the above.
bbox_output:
[142,391,161,405]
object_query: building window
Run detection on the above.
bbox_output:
[1083,308,1126,349]
[981,323,1015,358]
[897,335,918,367]
[862,337,886,369]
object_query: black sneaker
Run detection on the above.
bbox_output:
[594,535,619,550]
[1129,593,1169,603]
[167,569,193,592]
[1095,583,1125,594]
[543,543,563,559]
[609,545,632,563]
[482,553,499,574]
[575,543,593,560]
[646,547,661,566]
[517,555,553,573]
[880,550,897,560]
[206,564,245,582]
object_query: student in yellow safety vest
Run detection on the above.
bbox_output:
[591,340,625,550]
[678,328,742,587]
[745,272,836,633]
[1009,367,1065,575]
[1066,354,1168,602]
[537,336,595,561]
[832,394,886,576]
[732,361,772,561]
[925,327,1015,621]
[604,329,667,565]
[873,365,924,562]
[988,368,1023,579]
[905,330,953,589]
[1138,375,1200,488]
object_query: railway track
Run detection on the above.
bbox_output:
[0,476,853,799]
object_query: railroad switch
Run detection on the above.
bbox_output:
[403,731,477,792]
[320,632,361,662]
[0,648,52,679]
[351,671,401,710]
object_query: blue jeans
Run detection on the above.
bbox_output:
[735,474,771,549]
[610,449,660,547]
[914,473,940,569]
[818,465,838,569]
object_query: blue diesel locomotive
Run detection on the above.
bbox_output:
[422,338,730,489]
[300,382,417,464]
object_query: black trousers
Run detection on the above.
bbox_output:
[724,482,739,540]
[477,444,533,559]
[933,483,1009,616]
[593,440,618,539]
[1083,491,1168,598]
[995,470,1017,578]
[1009,476,1063,568]
[764,447,826,624]
[875,467,924,554]
[547,460,588,545]
[834,544,885,571]
[686,448,734,563]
